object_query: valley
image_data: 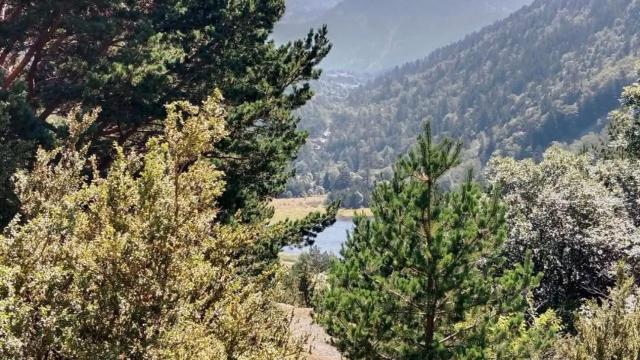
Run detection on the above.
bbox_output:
[286,0,640,207]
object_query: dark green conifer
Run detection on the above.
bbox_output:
[317,125,559,359]
[0,0,332,226]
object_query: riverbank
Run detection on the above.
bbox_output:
[272,196,372,223]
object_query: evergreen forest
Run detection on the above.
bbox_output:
[1,0,640,359]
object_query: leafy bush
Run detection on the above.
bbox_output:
[0,85,53,227]
[488,147,640,321]
[553,267,640,360]
[0,94,304,359]
[487,81,640,322]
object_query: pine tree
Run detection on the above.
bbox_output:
[323,172,333,191]
[333,167,352,190]
[0,0,332,226]
[0,84,50,228]
[317,125,559,359]
[0,1,337,270]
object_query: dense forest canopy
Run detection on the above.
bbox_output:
[288,0,640,205]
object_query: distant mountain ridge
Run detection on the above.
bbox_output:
[279,0,342,25]
[287,0,640,201]
[274,0,532,72]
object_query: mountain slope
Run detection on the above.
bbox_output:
[289,0,640,202]
[278,0,342,25]
[273,0,532,72]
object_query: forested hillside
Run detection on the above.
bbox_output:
[273,0,531,72]
[289,0,640,205]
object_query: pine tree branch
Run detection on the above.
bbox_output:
[368,274,425,313]
[439,322,477,345]
[0,40,15,66]
[2,15,61,89]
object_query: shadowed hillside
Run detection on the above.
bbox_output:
[274,0,531,72]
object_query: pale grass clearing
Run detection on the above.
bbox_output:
[271,196,372,223]
[278,252,300,268]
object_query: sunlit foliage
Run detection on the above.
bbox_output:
[0,93,304,359]
[553,267,640,360]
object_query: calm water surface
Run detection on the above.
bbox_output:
[284,219,355,255]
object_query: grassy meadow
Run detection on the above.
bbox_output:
[271,195,372,223]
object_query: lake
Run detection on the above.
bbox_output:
[284,219,355,255]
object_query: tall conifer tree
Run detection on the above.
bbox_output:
[0,0,332,227]
[317,125,559,359]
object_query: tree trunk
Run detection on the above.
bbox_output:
[2,16,59,89]
[424,276,437,359]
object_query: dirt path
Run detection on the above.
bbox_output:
[281,304,343,360]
